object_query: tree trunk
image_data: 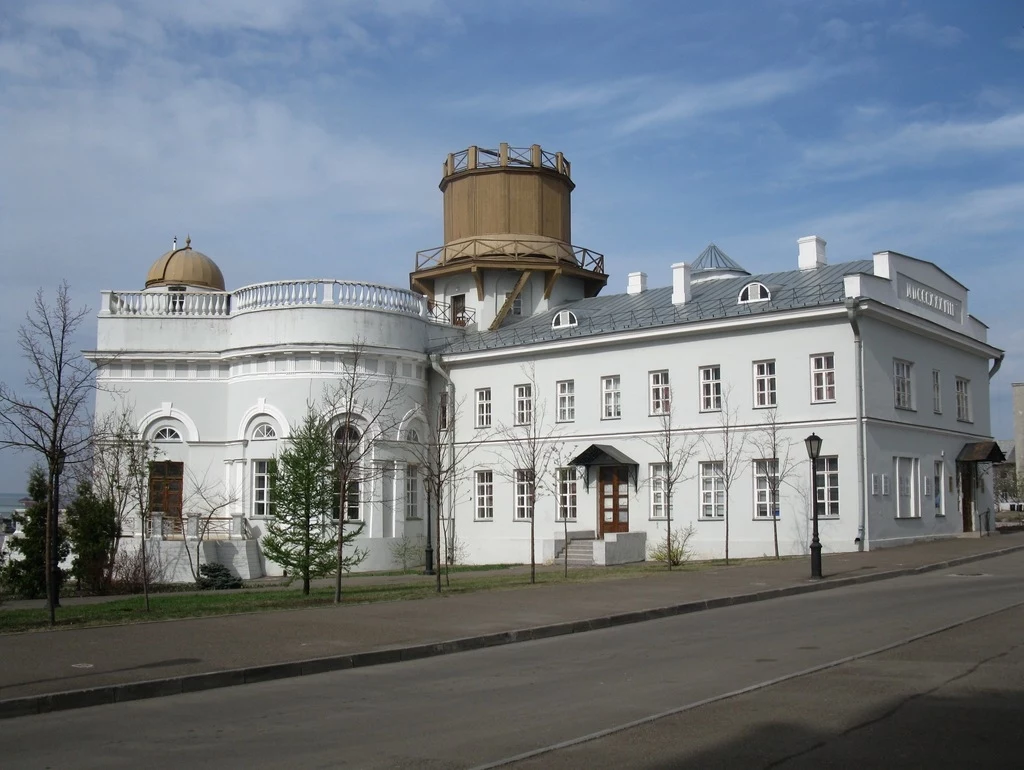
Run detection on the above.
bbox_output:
[725,496,730,566]
[303,520,311,596]
[772,487,780,560]
[667,486,673,571]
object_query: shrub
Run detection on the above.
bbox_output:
[197,562,242,590]
[649,523,697,567]
[111,545,161,594]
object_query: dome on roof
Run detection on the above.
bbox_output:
[691,243,749,283]
[145,237,225,291]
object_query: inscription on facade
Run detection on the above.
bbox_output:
[897,274,962,322]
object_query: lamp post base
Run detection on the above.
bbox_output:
[424,545,435,575]
[810,541,823,579]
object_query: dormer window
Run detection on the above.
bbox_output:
[738,282,770,303]
[551,310,578,329]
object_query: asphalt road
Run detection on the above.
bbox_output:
[7,552,1024,769]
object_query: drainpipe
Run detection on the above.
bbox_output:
[429,354,455,569]
[846,297,867,551]
[989,352,1005,380]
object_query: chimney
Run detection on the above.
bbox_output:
[627,271,647,295]
[798,235,827,270]
[672,262,691,305]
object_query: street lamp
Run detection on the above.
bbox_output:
[804,433,823,579]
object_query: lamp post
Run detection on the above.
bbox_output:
[804,433,823,579]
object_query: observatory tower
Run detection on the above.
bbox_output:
[410,143,608,331]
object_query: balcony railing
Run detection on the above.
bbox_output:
[444,143,570,177]
[415,237,605,274]
[428,300,477,328]
[102,280,433,322]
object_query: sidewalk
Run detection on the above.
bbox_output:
[2,533,1023,719]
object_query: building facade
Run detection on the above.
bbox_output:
[86,144,1003,579]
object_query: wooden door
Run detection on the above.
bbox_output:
[598,466,629,538]
[149,461,184,535]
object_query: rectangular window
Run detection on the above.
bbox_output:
[333,479,361,521]
[956,377,971,422]
[557,380,576,423]
[650,463,670,519]
[514,469,534,520]
[894,360,914,409]
[815,457,840,518]
[475,470,493,520]
[699,461,725,519]
[932,370,942,414]
[558,467,578,521]
[894,456,921,519]
[602,375,621,419]
[439,391,450,430]
[649,370,670,415]
[753,459,780,519]
[754,360,777,407]
[504,291,523,317]
[934,461,944,515]
[700,366,722,411]
[252,460,275,517]
[475,388,492,429]
[514,384,533,426]
[811,354,836,403]
[405,466,419,519]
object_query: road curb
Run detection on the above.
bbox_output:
[3,542,1023,720]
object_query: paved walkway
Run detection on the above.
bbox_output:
[2,533,1023,718]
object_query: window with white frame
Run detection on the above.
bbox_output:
[956,377,971,422]
[252,460,274,517]
[514,469,534,520]
[753,459,779,519]
[475,388,492,428]
[811,354,836,403]
[439,391,450,430]
[700,366,722,411]
[932,370,942,414]
[699,461,725,519]
[602,375,621,419]
[815,457,840,518]
[557,380,575,422]
[754,360,776,408]
[154,426,182,442]
[650,463,670,519]
[332,480,361,521]
[514,384,533,426]
[405,466,419,519]
[738,282,770,303]
[894,360,914,409]
[894,456,920,519]
[252,423,276,440]
[475,470,493,520]
[649,370,670,415]
[558,467,578,521]
[934,461,944,515]
[504,291,523,316]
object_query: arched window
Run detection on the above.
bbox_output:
[551,310,578,329]
[252,423,276,440]
[153,427,182,442]
[406,428,420,443]
[738,282,771,303]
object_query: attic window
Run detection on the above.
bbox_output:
[551,310,578,330]
[738,282,770,304]
[154,427,182,442]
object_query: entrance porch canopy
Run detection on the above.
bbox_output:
[568,444,639,491]
[956,441,1005,463]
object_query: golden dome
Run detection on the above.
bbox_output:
[145,236,225,291]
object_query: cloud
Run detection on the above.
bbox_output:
[802,112,1024,174]
[616,66,839,135]
[888,13,965,48]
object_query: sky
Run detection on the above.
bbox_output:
[0,0,1022,491]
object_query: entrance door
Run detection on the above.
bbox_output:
[959,462,974,532]
[598,466,629,538]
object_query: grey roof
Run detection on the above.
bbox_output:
[430,259,874,355]
[692,243,748,275]
[996,440,1015,463]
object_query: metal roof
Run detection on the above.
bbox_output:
[431,259,874,355]
[692,243,748,274]
[957,441,1005,463]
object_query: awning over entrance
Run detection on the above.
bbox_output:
[956,441,1006,463]
[568,444,639,491]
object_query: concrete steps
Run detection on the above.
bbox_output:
[556,539,595,567]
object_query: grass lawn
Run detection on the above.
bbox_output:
[0,559,733,634]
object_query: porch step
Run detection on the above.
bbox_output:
[557,539,596,567]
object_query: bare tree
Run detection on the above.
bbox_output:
[701,388,748,565]
[170,468,240,585]
[0,283,94,624]
[749,407,800,559]
[642,410,699,570]
[553,444,580,578]
[324,343,404,603]
[495,364,566,584]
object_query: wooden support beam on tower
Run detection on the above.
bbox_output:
[490,270,532,331]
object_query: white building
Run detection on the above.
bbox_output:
[87,144,1004,579]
